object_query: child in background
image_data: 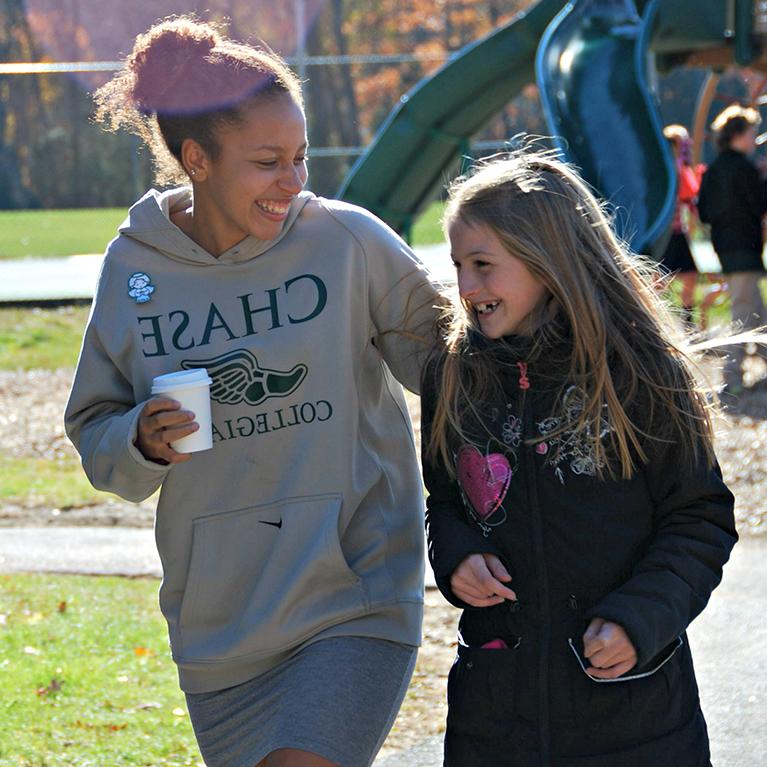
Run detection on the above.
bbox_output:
[699,104,767,395]
[422,151,736,766]
[659,124,704,325]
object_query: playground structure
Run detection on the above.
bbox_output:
[339,0,767,256]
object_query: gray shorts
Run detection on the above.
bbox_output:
[185,636,418,767]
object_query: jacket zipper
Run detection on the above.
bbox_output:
[517,361,530,390]
[520,362,552,767]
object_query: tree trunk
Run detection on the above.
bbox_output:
[330,0,361,147]
[304,10,345,194]
[0,0,47,207]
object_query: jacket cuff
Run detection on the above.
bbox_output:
[97,405,171,501]
[435,573,473,609]
[429,539,504,609]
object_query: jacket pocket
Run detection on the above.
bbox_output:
[565,635,693,739]
[178,493,366,662]
[447,642,520,741]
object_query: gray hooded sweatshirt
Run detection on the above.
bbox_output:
[65,187,440,692]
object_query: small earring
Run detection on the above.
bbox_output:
[190,169,197,177]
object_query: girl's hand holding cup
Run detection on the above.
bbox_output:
[137,368,214,464]
[136,397,199,464]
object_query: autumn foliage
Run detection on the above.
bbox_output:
[1,0,539,207]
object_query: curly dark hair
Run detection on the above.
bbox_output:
[93,16,303,184]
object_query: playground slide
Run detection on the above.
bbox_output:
[535,0,676,253]
[336,0,564,237]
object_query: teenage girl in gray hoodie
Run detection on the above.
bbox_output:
[65,17,439,767]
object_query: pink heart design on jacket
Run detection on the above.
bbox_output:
[456,446,512,521]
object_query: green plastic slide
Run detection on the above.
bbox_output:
[336,0,565,237]
[339,0,745,251]
[536,0,676,253]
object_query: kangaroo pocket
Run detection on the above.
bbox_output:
[177,493,367,663]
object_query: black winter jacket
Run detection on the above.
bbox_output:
[422,332,737,767]
[698,148,767,271]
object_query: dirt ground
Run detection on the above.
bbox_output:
[1,360,765,755]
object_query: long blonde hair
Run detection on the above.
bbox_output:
[427,150,716,480]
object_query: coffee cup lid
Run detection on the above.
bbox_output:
[151,368,212,393]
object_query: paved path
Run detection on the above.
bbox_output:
[0,245,456,303]
[687,537,767,767]
[0,255,103,302]
[0,528,763,765]
[0,240,727,303]
[0,525,436,588]
[0,526,162,577]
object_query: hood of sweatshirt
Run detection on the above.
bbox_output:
[118,186,313,266]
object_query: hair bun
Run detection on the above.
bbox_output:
[130,18,221,115]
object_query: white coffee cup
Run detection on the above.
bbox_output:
[150,368,213,453]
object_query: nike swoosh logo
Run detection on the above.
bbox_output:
[259,519,283,529]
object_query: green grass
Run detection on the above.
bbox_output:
[0,209,126,260]
[411,200,445,246]
[0,306,112,509]
[0,573,202,766]
[0,455,107,508]
[0,204,443,257]
[0,306,89,370]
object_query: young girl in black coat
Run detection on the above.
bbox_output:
[422,151,737,767]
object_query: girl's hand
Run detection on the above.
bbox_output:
[135,397,198,465]
[450,553,517,607]
[582,618,638,679]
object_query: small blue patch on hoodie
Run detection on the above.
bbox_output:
[128,272,155,303]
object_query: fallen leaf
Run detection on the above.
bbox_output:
[74,720,127,731]
[23,646,41,656]
[133,647,155,657]
[136,701,162,710]
[57,601,67,613]
[36,678,63,696]
[172,707,186,717]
